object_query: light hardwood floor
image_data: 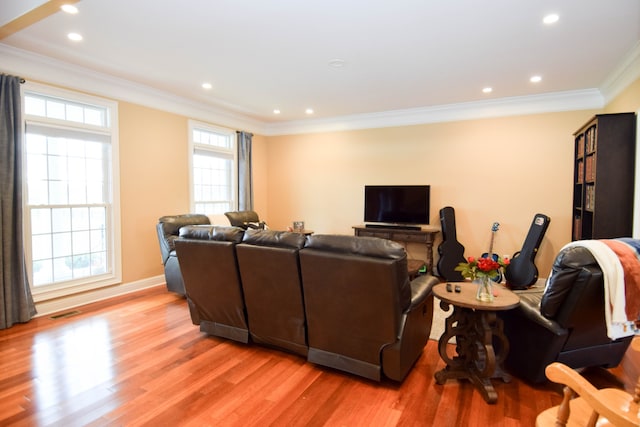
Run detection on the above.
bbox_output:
[1,286,638,426]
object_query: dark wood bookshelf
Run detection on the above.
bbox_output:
[572,113,636,240]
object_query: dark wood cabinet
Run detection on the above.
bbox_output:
[353,225,439,274]
[572,113,636,240]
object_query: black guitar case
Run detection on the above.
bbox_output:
[437,206,466,281]
[505,213,551,290]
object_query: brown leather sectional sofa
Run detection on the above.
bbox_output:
[175,226,439,382]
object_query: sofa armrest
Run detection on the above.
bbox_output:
[408,274,439,310]
[514,290,567,336]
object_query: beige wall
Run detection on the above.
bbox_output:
[261,77,640,276]
[117,103,270,284]
[32,76,640,304]
[118,102,190,282]
[605,78,640,114]
[264,111,599,275]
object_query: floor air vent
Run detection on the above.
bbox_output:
[49,310,82,320]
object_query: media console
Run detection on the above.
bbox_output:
[353,225,440,275]
[364,224,421,231]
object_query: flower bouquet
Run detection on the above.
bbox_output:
[455,255,510,302]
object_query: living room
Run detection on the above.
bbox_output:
[2,1,640,314]
[1,2,640,424]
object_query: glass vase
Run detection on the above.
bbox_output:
[475,276,494,302]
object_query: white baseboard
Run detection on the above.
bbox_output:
[34,275,166,317]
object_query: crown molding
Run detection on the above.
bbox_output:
[5,42,639,137]
[600,40,640,104]
[262,89,604,136]
[0,43,267,134]
[264,42,640,136]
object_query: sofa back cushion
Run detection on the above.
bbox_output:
[242,228,306,249]
[236,229,308,355]
[156,214,210,262]
[224,210,266,229]
[299,235,411,366]
[175,227,248,340]
[179,225,244,243]
[541,246,599,320]
[303,234,411,310]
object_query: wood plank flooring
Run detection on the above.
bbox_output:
[1,286,638,426]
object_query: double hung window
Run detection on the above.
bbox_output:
[23,84,120,298]
[189,121,237,215]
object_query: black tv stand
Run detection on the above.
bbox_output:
[365,224,421,231]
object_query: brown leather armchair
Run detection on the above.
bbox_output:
[224,210,266,230]
[175,225,249,343]
[498,245,634,383]
[156,214,210,295]
[299,234,439,382]
[236,229,308,356]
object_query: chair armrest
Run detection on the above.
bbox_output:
[546,362,599,399]
[408,274,439,310]
[545,362,639,427]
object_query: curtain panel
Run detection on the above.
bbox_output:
[0,74,36,329]
[237,131,253,211]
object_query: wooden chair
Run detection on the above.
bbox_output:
[536,338,640,427]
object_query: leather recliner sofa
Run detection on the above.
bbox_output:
[174,227,439,382]
[498,245,634,383]
[300,234,437,382]
[236,229,308,356]
[156,214,210,295]
[175,225,249,343]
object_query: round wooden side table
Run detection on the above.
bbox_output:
[432,281,520,404]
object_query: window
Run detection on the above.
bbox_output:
[189,121,237,215]
[23,84,120,298]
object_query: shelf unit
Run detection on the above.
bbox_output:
[572,113,636,240]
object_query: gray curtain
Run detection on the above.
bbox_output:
[237,131,253,211]
[0,74,36,329]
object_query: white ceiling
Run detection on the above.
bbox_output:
[2,0,640,132]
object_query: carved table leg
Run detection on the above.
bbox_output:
[434,301,511,404]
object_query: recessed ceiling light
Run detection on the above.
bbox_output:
[530,75,542,83]
[61,4,79,14]
[328,59,346,68]
[67,32,83,41]
[543,14,559,25]
[273,109,281,114]
[305,108,314,115]
[482,87,493,94]
[201,82,212,89]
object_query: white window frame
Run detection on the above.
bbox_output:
[22,82,122,301]
[188,120,238,215]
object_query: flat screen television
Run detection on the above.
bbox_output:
[364,185,430,226]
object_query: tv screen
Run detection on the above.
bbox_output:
[364,185,430,225]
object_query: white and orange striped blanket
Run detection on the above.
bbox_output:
[555,238,640,339]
